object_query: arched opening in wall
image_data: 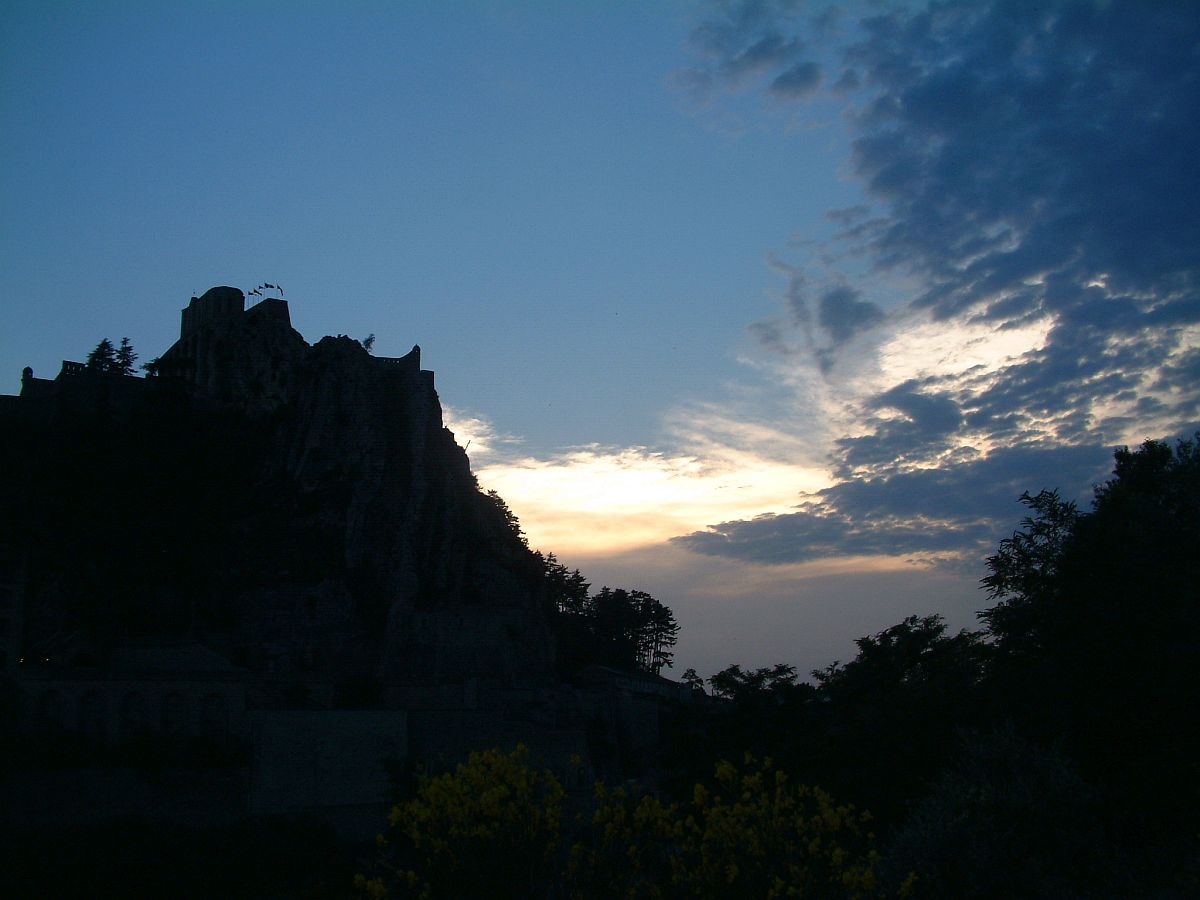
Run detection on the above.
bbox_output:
[79,689,109,743]
[200,692,228,735]
[36,690,64,731]
[120,691,149,739]
[161,691,190,736]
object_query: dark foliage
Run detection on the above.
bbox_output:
[881,728,1133,899]
[665,617,987,826]
[979,436,1200,820]
[115,337,138,375]
[664,437,1200,895]
[485,489,527,548]
[0,818,355,899]
[536,551,679,677]
[84,337,138,376]
[85,337,117,372]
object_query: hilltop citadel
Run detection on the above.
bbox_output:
[0,287,685,835]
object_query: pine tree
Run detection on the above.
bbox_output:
[647,598,680,674]
[541,553,590,616]
[86,338,117,373]
[486,490,526,547]
[115,337,138,375]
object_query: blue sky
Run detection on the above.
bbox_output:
[4,1,1198,679]
[1,0,858,448]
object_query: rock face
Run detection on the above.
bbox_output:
[2,287,554,694]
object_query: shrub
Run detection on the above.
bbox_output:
[882,728,1128,898]
[569,754,907,899]
[361,750,909,899]
[363,745,565,899]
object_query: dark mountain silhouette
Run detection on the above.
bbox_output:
[0,287,688,897]
[2,287,552,692]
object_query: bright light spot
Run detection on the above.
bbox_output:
[476,445,830,555]
[876,316,1051,387]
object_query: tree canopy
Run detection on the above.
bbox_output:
[85,337,138,375]
[666,437,1200,893]
[978,436,1200,811]
[538,552,679,676]
[85,338,117,372]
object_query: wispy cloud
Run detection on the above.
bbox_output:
[443,405,524,461]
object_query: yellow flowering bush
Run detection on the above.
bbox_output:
[368,744,566,899]
[568,755,911,900]
[359,749,911,899]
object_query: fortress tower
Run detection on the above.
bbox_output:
[156,286,303,409]
[179,285,246,339]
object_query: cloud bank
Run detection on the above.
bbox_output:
[448,403,830,556]
[454,2,1198,582]
[674,0,1200,565]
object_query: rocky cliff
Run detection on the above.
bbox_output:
[1,287,554,696]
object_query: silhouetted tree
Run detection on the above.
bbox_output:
[640,592,679,674]
[539,551,681,676]
[812,614,984,705]
[539,552,589,616]
[978,488,1078,657]
[115,337,137,375]
[659,437,1200,891]
[681,667,705,694]
[585,587,680,674]
[708,663,800,702]
[361,333,375,353]
[589,587,637,666]
[803,615,990,821]
[979,436,1200,817]
[671,619,987,827]
[86,338,117,373]
[883,727,1128,899]
[485,489,526,547]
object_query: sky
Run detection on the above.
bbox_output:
[3,0,1198,680]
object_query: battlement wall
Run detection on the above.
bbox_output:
[372,344,436,389]
[243,296,290,328]
[373,343,420,372]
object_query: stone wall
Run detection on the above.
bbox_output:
[247,709,407,837]
[17,671,248,745]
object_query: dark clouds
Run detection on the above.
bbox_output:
[770,60,821,97]
[839,1,1200,329]
[682,1,1200,565]
[680,0,814,96]
[817,285,883,344]
[675,442,1112,565]
[752,260,887,366]
[837,381,963,475]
